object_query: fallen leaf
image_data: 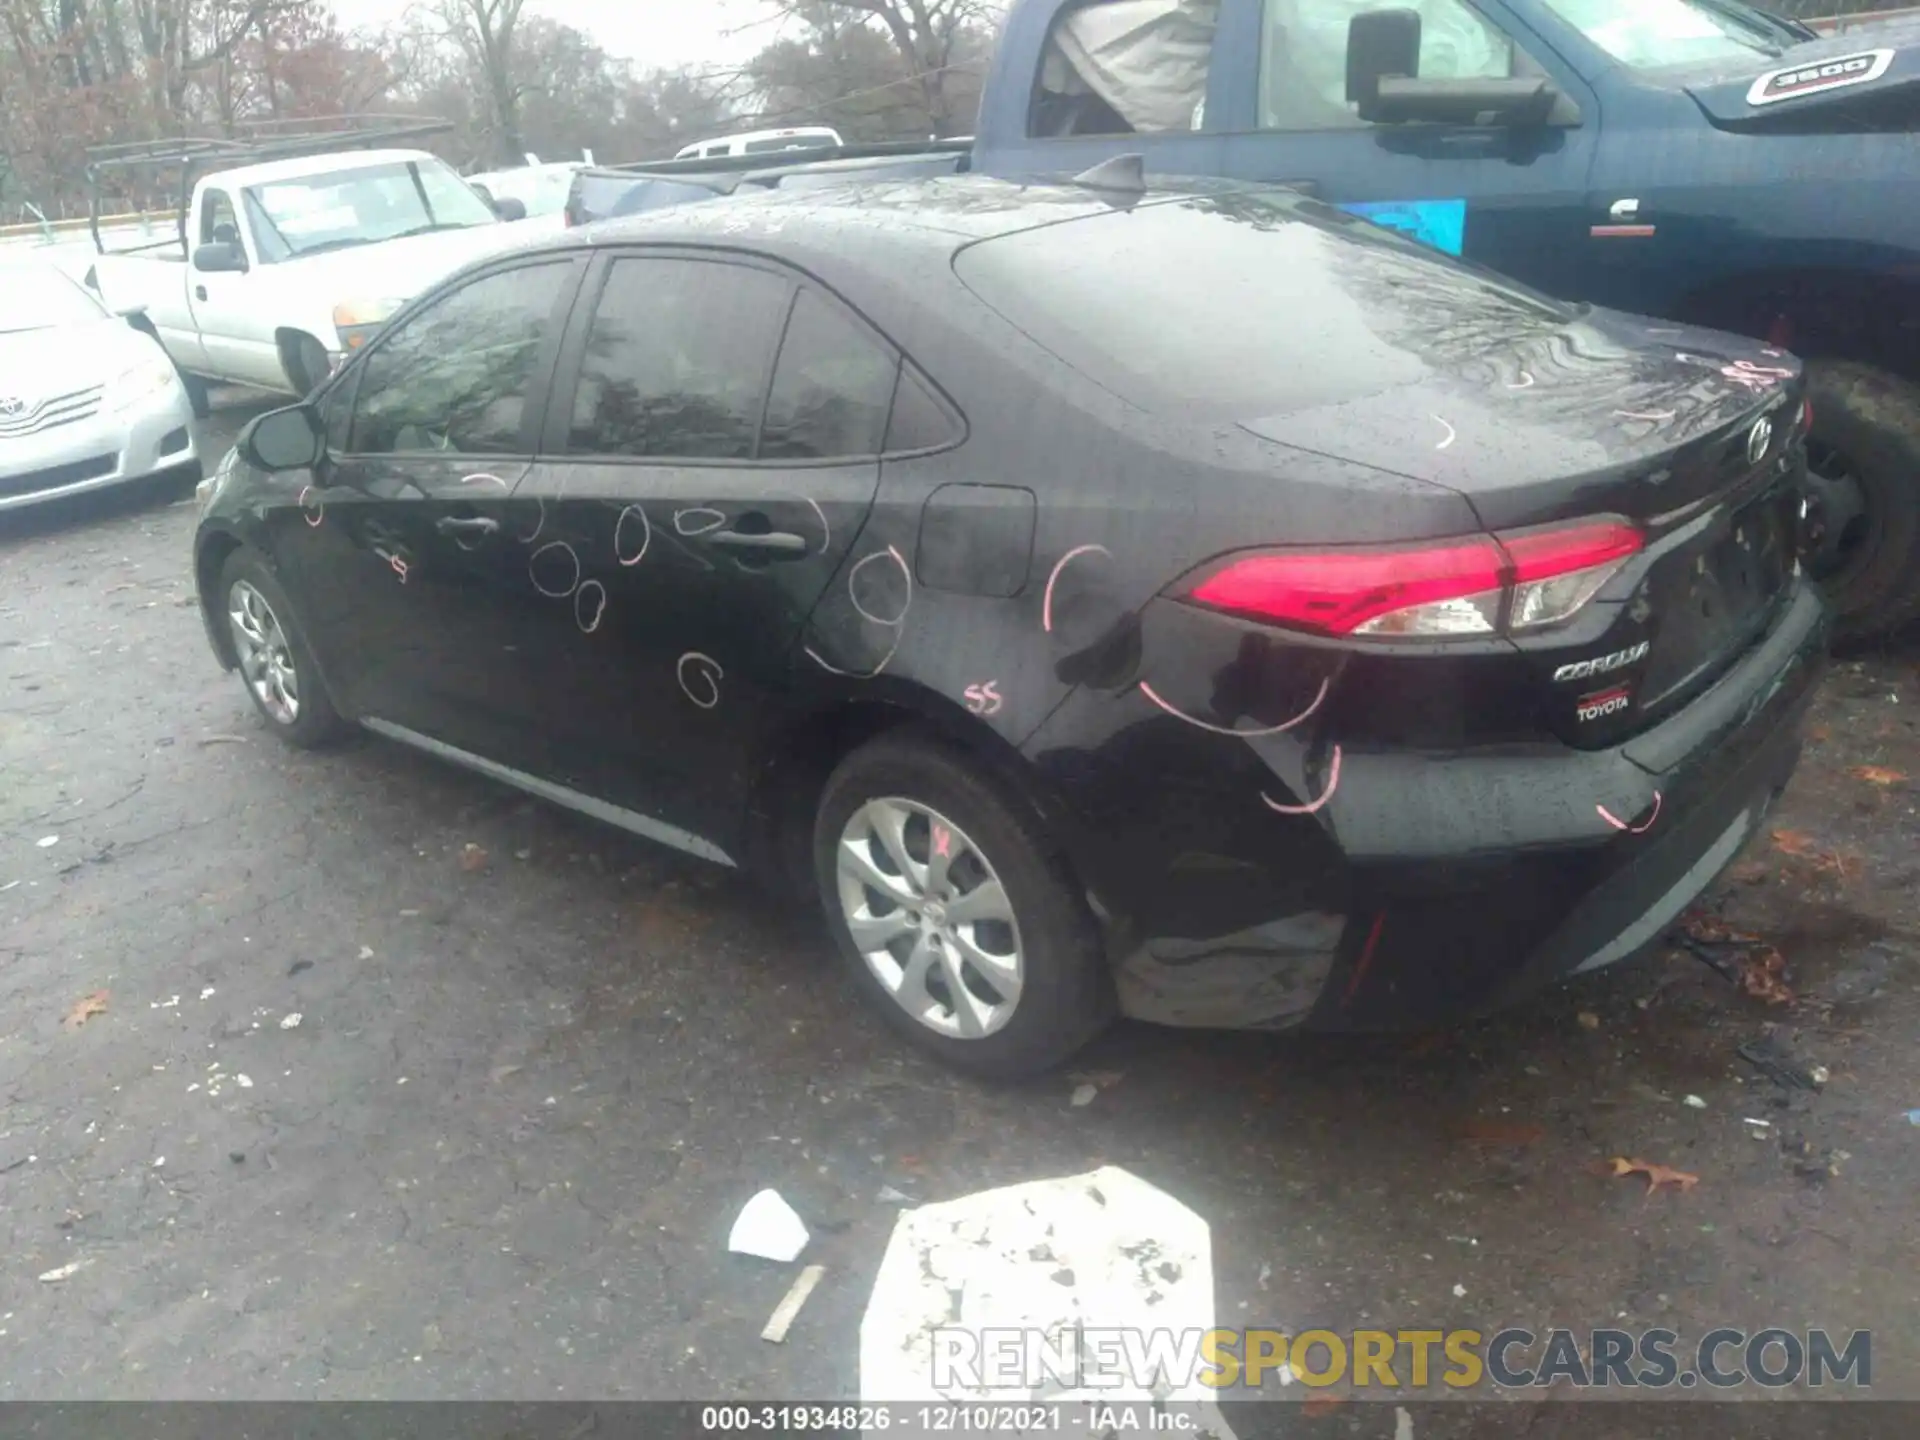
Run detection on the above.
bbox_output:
[1302,1395,1349,1417]
[1459,1119,1545,1147]
[1771,829,1819,857]
[1847,765,1907,787]
[458,843,489,873]
[1576,1011,1601,1031]
[62,991,109,1031]
[1736,946,1795,1006]
[1608,1156,1700,1196]
[1806,724,1831,743]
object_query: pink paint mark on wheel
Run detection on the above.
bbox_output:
[1598,791,1662,835]
[298,485,324,528]
[1261,745,1343,817]
[1041,544,1112,634]
[389,554,409,584]
[933,825,952,859]
[1137,676,1328,738]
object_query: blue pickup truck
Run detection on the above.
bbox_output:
[574,0,1919,639]
[963,0,1920,642]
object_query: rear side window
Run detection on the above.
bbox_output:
[565,256,792,461]
[884,365,964,454]
[760,290,900,461]
[954,193,1573,422]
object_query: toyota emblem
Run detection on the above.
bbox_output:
[0,396,24,419]
[1747,416,1774,466]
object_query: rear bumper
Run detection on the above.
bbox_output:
[1312,579,1829,1029]
[0,383,199,511]
[1028,578,1828,1032]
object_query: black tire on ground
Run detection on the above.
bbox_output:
[215,548,347,749]
[182,372,212,420]
[1803,359,1920,643]
[813,729,1115,1078]
[284,334,331,397]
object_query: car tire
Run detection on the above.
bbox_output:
[813,729,1115,1078]
[216,549,346,749]
[1802,360,1920,643]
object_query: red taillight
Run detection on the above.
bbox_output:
[1188,537,1505,638]
[1187,517,1644,639]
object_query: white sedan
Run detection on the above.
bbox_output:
[0,265,200,512]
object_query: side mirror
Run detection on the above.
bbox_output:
[240,404,324,473]
[1347,8,1422,112]
[192,241,248,274]
[491,196,528,222]
[1348,8,1557,126]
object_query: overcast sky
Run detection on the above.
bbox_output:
[332,0,784,73]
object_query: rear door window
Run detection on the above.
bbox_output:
[564,256,792,460]
[760,290,900,461]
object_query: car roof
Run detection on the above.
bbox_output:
[574,173,1170,255]
[204,148,443,190]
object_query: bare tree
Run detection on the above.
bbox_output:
[768,0,1003,136]
[430,0,529,164]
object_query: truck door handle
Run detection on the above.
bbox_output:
[195,285,208,300]
[710,529,809,556]
[435,516,500,537]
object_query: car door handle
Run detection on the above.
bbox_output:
[435,516,500,537]
[709,529,809,555]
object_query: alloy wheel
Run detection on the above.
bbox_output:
[227,579,301,725]
[1802,439,1872,585]
[835,797,1024,1040]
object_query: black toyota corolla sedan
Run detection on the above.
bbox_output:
[191,175,1828,1077]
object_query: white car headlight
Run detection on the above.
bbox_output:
[333,297,407,356]
[111,351,181,410]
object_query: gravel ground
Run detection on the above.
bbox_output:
[2,396,1917,1430]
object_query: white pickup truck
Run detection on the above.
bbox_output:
[87,147,534,402]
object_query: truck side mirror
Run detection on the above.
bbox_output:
[1347,8,1422,112]
[240,404,324,473]
[491,196,528,222]
[1348,7,1558,127]
[192,241,248,274]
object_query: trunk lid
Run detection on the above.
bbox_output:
[1239,308,1807,742]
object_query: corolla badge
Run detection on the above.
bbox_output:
[1554,641,1650,685]
[1747,416,1774,466]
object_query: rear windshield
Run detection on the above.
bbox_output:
[953,191,1575,421]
